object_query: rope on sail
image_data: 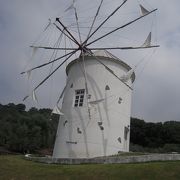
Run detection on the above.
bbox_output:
[53,23,78,46]
[86,8,158,46]
[21,50,76,75]
[85,0,104,45]
[83,0,128,45]
[33,51,77,92]
[84,50,133,90]
[23,50,77,101]
[74,6,82,44]
[48,31,64,107]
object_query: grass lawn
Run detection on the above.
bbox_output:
[0,155,180,180]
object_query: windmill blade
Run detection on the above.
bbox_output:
[33,49,77,92]
[30,46,77,51]
[57,85,67,104]
[23,95,29,101]
[83,0,127,45]
[140,4,150,16]
[56,18,81,47]
[89,45,160,50]
[53,23,78,45]
[21,50,76,75]
[86,8,157,47]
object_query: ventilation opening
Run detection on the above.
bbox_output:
[66,141,77,144]
[105,85,110,90]
[77,127,82,134]
[98,122,104,130]
[117,137,121,143]
[118,97,122,104]
[124,126,130,140]
[63,120,68,127]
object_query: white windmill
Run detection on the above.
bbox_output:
[22,0,159,158]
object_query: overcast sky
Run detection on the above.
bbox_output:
[0,0,180,122]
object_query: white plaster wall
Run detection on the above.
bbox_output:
[53,56,133,158]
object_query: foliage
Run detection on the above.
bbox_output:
[130,118,180,152]
[0,103,180,154]
[0,103,58,153]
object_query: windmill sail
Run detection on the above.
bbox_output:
[120,68,134,82]
[43,19,51,32]
[141,32,151,47]
[140,4,150,16]
[27,70,32,80]
[32,90,38,102]
[52,105,64,115]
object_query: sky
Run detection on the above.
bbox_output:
[0,0,180,122]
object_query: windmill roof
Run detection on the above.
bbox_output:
[66,50,135,82]
[90,50,119,59]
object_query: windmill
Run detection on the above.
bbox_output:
[22,0,159,158]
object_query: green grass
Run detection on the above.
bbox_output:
[0,155,180,180]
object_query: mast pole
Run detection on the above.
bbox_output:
[53,23,78,45]
[56,18,81,47]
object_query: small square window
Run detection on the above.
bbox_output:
[74,89,85,107]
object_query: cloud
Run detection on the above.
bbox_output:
[0,0,180,122]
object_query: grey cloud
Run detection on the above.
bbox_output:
[1,0,180,122]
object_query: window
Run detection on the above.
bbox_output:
[74,89,85,107]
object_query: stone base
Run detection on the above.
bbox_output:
[25,154,180,165]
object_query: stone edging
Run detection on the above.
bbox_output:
[25,154,180,165]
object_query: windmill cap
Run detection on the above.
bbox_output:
[66,50,135,82]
